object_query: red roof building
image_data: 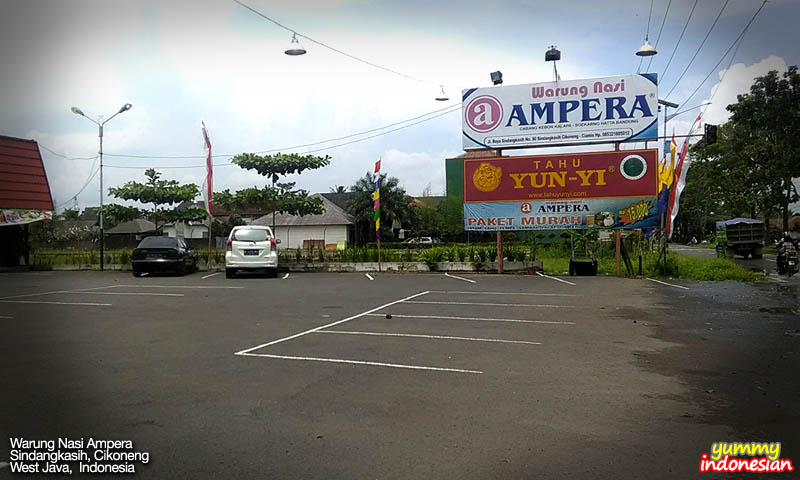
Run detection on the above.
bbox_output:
[0,135,54,218]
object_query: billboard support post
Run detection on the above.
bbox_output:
[497,231,503,274]
[615,230,621,277]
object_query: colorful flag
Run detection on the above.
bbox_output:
[201,122,213,217]
[373,159,381,236]
[667,113,703,238]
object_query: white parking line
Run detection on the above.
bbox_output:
[0,316,13,319]
[535,271,576,285]
[236,352,482,374]
[234,291,430,354]
[365,274,374,281]
[112,285,244,289]
[202,272,222,279]
[0,300,111,306]
[0,285,118,300]
[318,330,541,345]
[58,291,185,297]
[428,290,576,297]
[283,273,290,279]
[405,300,576,308]
[0,461,8,469]
[444,272,476,283]
[365,313,575,325]
[645,277,690,290]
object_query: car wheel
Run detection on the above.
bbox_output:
[177,262,187,276]
[132,270,142,277]
[226,268,236,279]
[268,268,278,278]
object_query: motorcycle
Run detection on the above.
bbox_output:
[777,243,798,277]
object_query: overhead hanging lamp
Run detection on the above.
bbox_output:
[636,36,657,57]
[285,32,307,56]
[435,86,449,102]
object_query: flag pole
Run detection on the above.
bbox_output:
[202,121,214,271]
[374,158,382,273]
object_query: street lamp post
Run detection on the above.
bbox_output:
[71,103,132,271]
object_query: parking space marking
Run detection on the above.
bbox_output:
[202,272,222,279]
[0,285,118,300]
[0,300,112,306]
[405,300,577,308]
[444,272,476,283]
[234,291,431,354]
[57,291,185,297]
[365,273,374,281]
[0,315,13,319]
[283,273,290,279]
[0,461,8,469]
[318,330,541,345]
[236,352,483,374]
[535,271,576,286]
[428,290,576,297]
[365,313,575,325]
[112,285,244,289]
[645,278,690,290]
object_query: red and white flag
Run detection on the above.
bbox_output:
[666,112,703,239]
[201,122,213,217]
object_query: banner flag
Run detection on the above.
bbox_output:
[667,113,703,238]
[201,122,213,217]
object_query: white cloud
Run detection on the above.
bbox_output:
[701,55,789,126]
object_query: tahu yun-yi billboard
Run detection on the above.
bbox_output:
[463,149,660,231]
[462,74,658,150]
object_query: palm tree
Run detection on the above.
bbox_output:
[347,172,415,245]
[329,185,348,193]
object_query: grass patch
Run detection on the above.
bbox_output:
[645,251,761,282]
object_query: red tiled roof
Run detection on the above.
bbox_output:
[0,135,54,211]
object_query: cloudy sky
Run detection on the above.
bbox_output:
[1,0,798,212]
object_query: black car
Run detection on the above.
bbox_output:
[131,236,198,277]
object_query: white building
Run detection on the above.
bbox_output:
[162,220,208,239]
[251,194,354,250]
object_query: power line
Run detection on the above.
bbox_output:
[645,0,672,72]
[659,0,700,81]
[39,144,96,161]
[103,106,461,170]
[104,102,460,160]
[675,0,767,107]
[54,157,100,209]
[232,0,441,87]
[664,0,730,101]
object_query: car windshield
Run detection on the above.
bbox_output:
[137,236,177,248]
[233,229,269,242]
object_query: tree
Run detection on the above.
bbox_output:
[726,66,800,231]
[107,168,206,231]
[59,208,80,221]
[347,172,415,244]
[213,153,330,218]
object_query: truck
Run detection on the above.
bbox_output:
[715,218,765,259]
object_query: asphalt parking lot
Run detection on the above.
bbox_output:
[1,270,798,478]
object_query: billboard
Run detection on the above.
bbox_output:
[462,74,658,150]
[463,149,660,231]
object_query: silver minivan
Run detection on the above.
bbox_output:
[225,225,280,278]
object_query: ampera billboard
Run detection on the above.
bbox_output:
[463,149,660,231]
[462,74,658,150]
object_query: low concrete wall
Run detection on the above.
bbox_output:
[43,260,544,274]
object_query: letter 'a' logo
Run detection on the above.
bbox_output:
[473,162,502,192]
[465,95,503,133]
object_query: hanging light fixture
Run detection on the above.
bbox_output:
[284,32,306,56]
[636,36,657,57]
[435,86,449,102]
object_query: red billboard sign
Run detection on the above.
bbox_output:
[464,149,658,203]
